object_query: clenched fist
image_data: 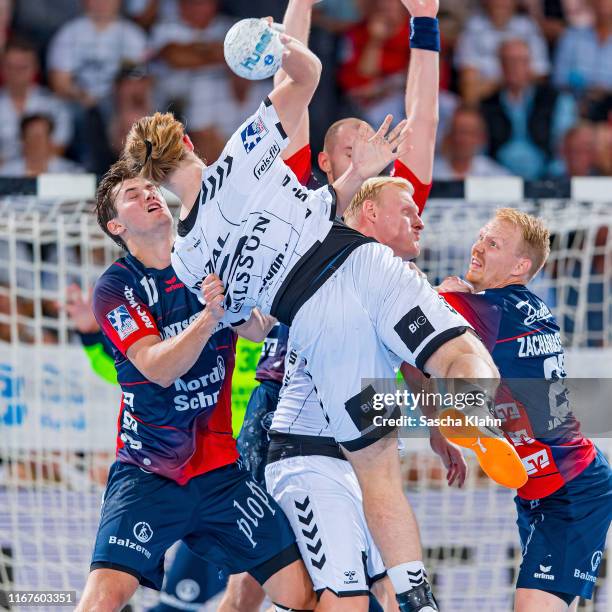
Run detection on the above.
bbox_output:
[201,274,226,321]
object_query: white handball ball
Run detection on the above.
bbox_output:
[224,18,284,81]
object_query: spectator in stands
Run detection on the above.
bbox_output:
[0,0,11,56]
[433,106,509,179]
[553,0,612,96]
[150,0,268,161]
[521,0,568,47]
[0,39,72,166]
[594,120,612,174]
[312,0,363,34]
[124,0,178,31]
[454,0,550,104]
[337,0,411,128]
[87,62,155,174]
[549,122,600,177]
[221,0,286,21]
[0,114,83,176]
[11,0,80,58]
[47,0,147,116]
[480,38,576,179]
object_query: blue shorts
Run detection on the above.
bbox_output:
[91,460,298,590]
[515,449,612,600]
[237,379,281,482]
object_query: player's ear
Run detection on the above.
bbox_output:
[362,198,377,223]
[183,134,195,152]
[318,151,331,174]
[514,256,532,278]
[107,219,126,241]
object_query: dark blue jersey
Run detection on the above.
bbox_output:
[444,285,595,499]
[93,253,238,484]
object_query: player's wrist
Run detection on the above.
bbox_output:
[198,307,222,335]
[409,17,440,52]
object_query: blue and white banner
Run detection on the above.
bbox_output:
[0,345,120,451]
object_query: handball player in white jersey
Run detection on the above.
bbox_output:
[122,23,499,612]
[265,175,469,612]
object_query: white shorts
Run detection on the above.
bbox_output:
[289,242,470,449]
[264,455,386,595]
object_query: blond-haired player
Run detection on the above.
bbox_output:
[437,208,612,611]
[266,174,468,611]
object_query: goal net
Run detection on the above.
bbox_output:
[0,184,610,611]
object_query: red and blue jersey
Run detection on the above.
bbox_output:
[93,253,238,485]
[443,285,595,500]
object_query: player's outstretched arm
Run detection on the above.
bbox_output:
[126,276,226,388]
[268,33,321,146]
[397,0,440,184]
[274,0,319,158]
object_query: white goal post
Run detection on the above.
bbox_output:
[0,176,610,611]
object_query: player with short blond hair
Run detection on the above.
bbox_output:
[437,209,612,611]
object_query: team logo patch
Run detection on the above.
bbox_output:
[261,411,274,432]
[217,355,226,380]
[176,578,200,602]
[344,570,358,585]
[106,305,139,340]
[394,306,435,352]
[241,115,268,153]
[522,449,550,475]
[591,550,603,572]
[133,521,153,543]
[254,142,280,179]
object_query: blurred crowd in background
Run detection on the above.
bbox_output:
[0,0,609,180]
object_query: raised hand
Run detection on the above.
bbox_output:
[351,115,408,181]
[201,274,225,322]
[64,284,99,334]
[399,0,439,17]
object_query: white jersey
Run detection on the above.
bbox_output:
[172,98,335,326]
[271,347,334,437]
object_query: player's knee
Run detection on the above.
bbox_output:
[263,562,317,610]
[76,591,127,612]
[220,573,265,611]
[77,569,137,612]
[515,587,574,612]
[371,576,395,611]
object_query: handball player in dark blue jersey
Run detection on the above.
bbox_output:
[437,209,612,611]
[75,160,316,612]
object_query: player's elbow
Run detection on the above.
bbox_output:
[135,363,175,389]
[155,377,175,389]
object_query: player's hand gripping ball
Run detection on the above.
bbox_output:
[224,18,284,80]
